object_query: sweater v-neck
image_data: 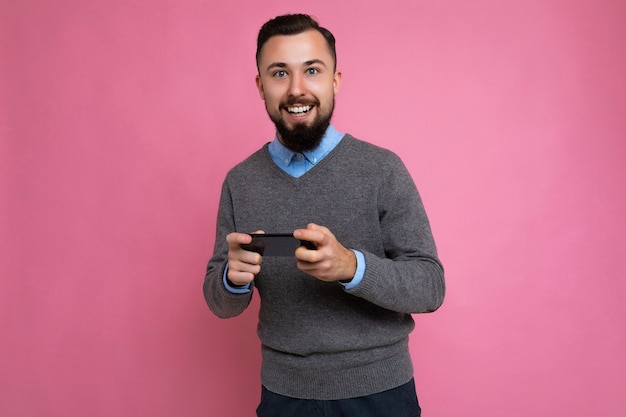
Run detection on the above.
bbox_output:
[264,134,352,184]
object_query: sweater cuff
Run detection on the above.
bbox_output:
[223,263,252,294]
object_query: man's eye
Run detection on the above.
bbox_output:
[306,68,319,75]
[274,70,287,77]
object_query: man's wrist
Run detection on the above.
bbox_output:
[339,250,365,289]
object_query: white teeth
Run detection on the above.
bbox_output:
[287,105,311,114]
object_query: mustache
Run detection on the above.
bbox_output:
[283,97,319,106]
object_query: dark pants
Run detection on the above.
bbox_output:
[256,379,421,417]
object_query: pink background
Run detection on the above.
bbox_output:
[2,1,625,416]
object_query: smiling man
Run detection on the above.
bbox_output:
[204,14,445,417]
[255,28,340,153]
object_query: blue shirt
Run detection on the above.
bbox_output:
[224,125,366,293]
[268,124,344,178]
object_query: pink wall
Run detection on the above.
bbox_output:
[2,1,625,416]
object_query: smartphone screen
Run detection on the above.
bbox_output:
[241,233,314,256]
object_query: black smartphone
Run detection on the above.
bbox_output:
[240,233,315,256]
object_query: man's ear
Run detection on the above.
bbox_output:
[255,74,265,100]
[333,70,342,95]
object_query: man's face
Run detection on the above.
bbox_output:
[256,30,342,152]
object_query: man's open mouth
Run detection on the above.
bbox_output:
[286,105,312,115]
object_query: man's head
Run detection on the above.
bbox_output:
[255,14,341,153]
[256,14,337,72]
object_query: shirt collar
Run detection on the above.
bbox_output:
[268,124,344,167]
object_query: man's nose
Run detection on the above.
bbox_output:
[288,73,305,97]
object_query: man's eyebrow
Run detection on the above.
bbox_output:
[266,62,287,71]
[265,59,329,72]
[304,59,328,68]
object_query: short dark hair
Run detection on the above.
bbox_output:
[256,14,337,71]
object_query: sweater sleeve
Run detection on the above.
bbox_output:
[203,178,254,318]
[345,155,445,314]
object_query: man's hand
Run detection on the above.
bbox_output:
[226,231,263,286]
[294,223,357,282]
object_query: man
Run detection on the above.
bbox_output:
[204,14,445,417]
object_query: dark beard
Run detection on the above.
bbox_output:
[274,115,330,153]
[271,100,334,153]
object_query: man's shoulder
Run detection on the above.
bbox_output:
[226,144,271,175]
[341,134,404,165]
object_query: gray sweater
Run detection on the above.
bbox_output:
[204,134,445,400]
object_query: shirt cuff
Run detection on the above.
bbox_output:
[340,250,365,290]
[222,263,251,294]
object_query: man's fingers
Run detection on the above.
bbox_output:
[228,260,260,279]
[226,232,252,247]
[294,225,327,246]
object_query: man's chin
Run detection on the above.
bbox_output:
[284,119,312,130]
[269,104,334,153]
[276,121,328,153]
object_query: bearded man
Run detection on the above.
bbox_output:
[204,13,445,417]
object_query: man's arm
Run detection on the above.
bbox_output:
[350,157,445,313]
[203,182,257,318]
[294,156,445,314]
